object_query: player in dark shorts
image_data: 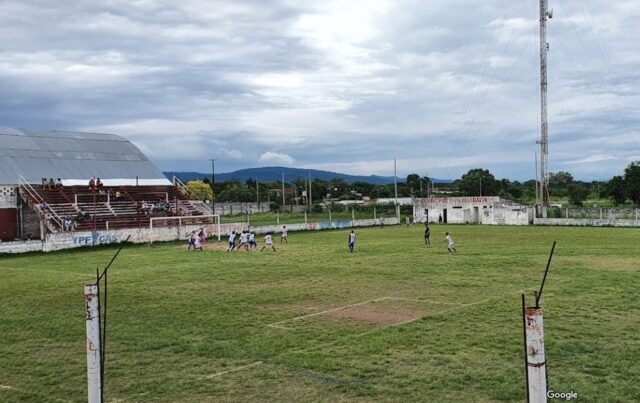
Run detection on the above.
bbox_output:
[424,222,431,245]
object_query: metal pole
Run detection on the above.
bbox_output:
[256,178,259,206]
[277,211,279,225]
[534,152,539,206]
[304,210,307,224]
[394,158,398,209]
[539,0,552,206]
[352,208,355,221]
[85,284,102,403]
[521,295,530,403]
[282,172,285,206]
[525,305,547,402]
[210,159,216,215]
[309,175,312,207]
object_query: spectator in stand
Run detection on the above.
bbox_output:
[41,178,47,188]
[77,210,85,222]
[88,177,95,189]
[115,190,121,200]
[48,178,55,190]
[55,178,63,189]
[96,178,104,191]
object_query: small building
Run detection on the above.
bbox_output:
[413,196,533,225]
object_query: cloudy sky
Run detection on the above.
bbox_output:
[1,0,639,180]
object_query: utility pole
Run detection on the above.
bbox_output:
[394,158,399,218]
[535,152,539,205]
[479,176,482,197]
[210,159,216,214]
[256,178,259,206]
[538,0,553,206]
[282,172,285,206]
[309,174,312,207]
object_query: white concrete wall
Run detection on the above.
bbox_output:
[0,240,43,254]
[2,217,400,253]
[0,186,17,208]
[534,218,640,227]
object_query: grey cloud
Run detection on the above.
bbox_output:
[0,0,638,180]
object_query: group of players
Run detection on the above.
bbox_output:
[192,221,457,255]
[226,226,288,252]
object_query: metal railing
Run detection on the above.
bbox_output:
[18,175,65,231]
[172,176,191,197]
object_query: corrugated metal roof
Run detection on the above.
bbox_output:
[0,128,169,185]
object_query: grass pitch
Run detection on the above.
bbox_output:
[1,225,639,402]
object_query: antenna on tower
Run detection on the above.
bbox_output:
[538,0,553,206]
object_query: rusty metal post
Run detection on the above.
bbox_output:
[525,306,547,403]
[84,284,102,403]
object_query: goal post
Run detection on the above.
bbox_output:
[149,214,221,245]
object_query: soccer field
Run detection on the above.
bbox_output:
[1,225,638,402]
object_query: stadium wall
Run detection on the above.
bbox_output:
[0,217,400,254]
[534,218,640,227]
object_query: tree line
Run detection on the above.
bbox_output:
[184,161,640,207]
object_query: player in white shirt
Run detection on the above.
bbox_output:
[444,232,457,254]
[281,226,288,244]
[227,231,237,252]
[260,233,276,252]
[236,230,250,251]
[249,232,257,249]
[348,230,356,252]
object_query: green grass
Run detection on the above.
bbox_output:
[1,225,638,402]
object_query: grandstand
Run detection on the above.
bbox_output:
[0,128,211,243]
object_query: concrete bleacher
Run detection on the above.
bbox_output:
[21,184,210,232]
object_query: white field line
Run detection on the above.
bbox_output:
[266,296,464,330]
[384,297,461,305]
[204,361,263,379]
[267,297,391,328]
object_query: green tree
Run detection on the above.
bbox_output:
[549,171,574,188]
[624,161,640,206]
[605,176,626,205]
[567,184,588,206]
[185,181,212,201]
[457,169,498,196]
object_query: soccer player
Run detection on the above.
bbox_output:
[249,231,257,249]
[227,230,237,252]
[424,223,431,245]
[260,232,276,252]
[187,231,196,251]
[281,226,288,244]
[348,230,356,252]
[194,234,203,251]
[444,232,457,254]
[236,230,249,251]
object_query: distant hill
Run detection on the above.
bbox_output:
[165,167,451,185]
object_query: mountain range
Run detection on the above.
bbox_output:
[164,167,452,185]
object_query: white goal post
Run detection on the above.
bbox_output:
[149,214,221,245]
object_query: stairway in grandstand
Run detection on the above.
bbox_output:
[20,184,211,232]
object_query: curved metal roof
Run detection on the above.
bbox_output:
[0,128,170,185]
